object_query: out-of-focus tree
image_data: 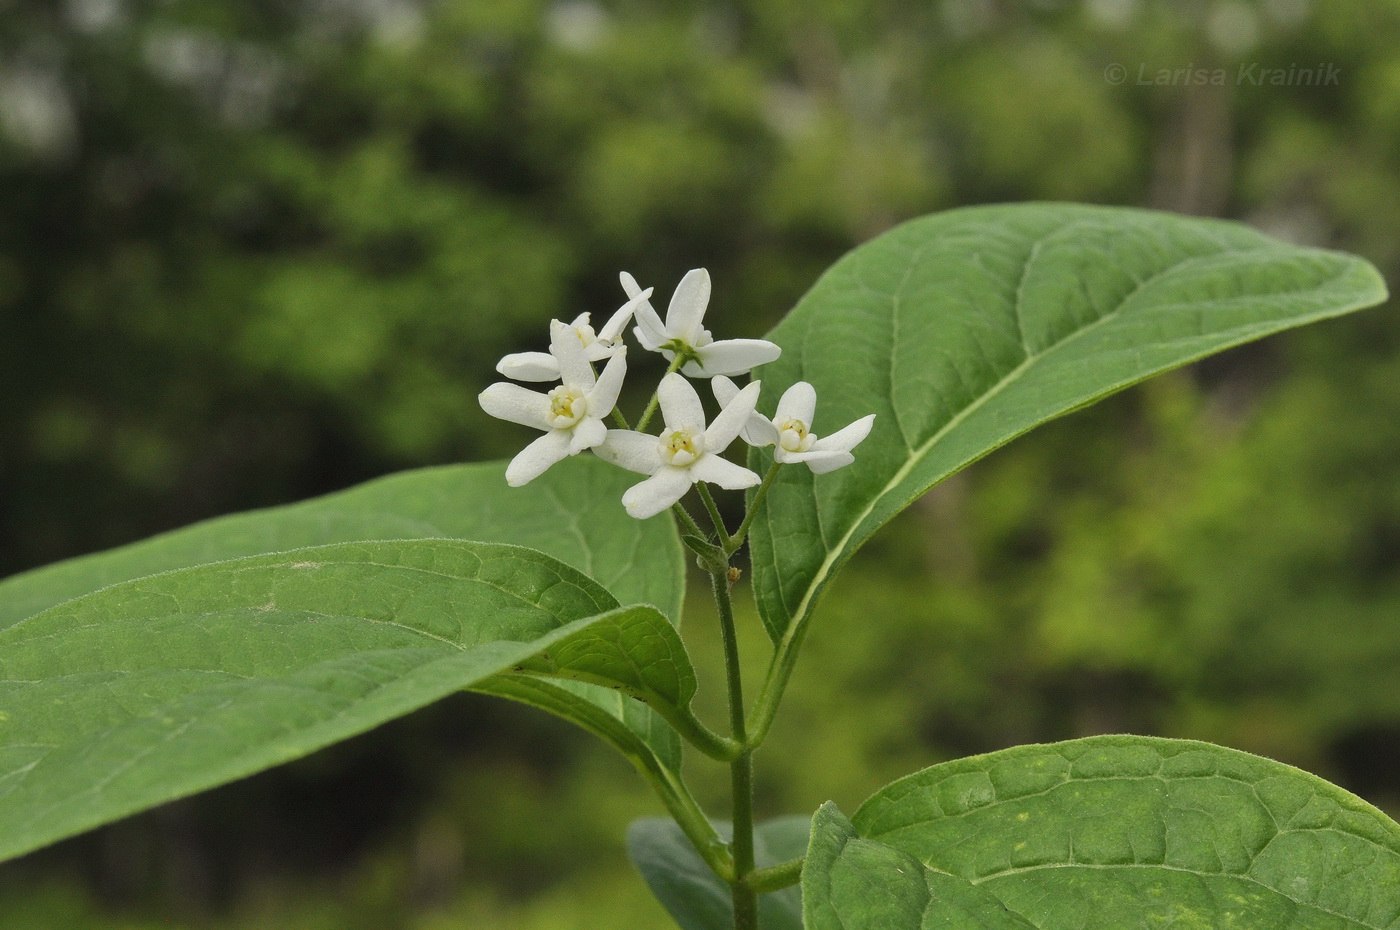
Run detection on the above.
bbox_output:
[2,0,1399,927]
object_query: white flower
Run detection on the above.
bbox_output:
[713,376,875,474]
[622,268,781,378]
[479,320,628,486]
[596,373,762,519]
[496,289,652,382]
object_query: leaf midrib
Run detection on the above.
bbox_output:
[2,548,610,653]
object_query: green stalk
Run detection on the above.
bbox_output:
[659,765,737,884]
[696,483,732,549]
[510,667,739,761]
[711,569,758,929]
[671,502,706,540]
[470,677,733,881]
[726,460,782,556]
[636,354,687,433]
[745,856,803,893]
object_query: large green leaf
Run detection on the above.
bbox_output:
[0,539,698,864]
[820,735,1400,928]
[804,802,1036,930]
[0,456,684,631]
[749,204,1388,644]
[628,815,809,930]
[0,458,690,798]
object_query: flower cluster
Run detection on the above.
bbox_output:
[479,268,874,519]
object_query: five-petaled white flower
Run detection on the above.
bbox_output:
[496,288,652,382]
[713,376,875,474]
[479,320,627,486]
[596,373,762,519]
[622,268,781,377]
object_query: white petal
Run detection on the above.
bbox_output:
[812,414,876,454]
[506,431,572,486]
[715,376,777,446]
[497,351,561,382]
[584,341,621,362]
[479,382,551,430]
[569,416,607,454]
[550,319,596,389]
[569,312,591,328]
[711,374,741,406]
[595,429,663,475]
[684,338,782,377]
[743,417,777,447]
[599,288,652,343]
[587,347,628,414]
[619,270,645,299]
[783,449,855,474]
[633,323,666,352]
[623,271,669,349]
[657,372,706,431]
[705,379,761,453]
[665,268,710,344]
[688,454,760,490]
[622,468,694,519]
[775,381,817,426]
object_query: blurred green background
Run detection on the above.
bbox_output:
[2,0,1398,926]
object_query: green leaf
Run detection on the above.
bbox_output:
[804,802,1036,930]
[628,815,809,930]
[0,539,698,864]
[749,204,1388,644]
[839,735,1400,929]
[0,458,690,792]
[0,456,684,631]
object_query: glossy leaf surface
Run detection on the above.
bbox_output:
[0,457,684,631]
[749,204,1388,644]
[0,540,695,863]
[804,802,1035,930]
[804,736,1400,928]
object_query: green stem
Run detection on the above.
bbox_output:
[636,354,687,433]
[671,502,706,540]
[745,856,803,893]
[726,460,782,556]
[610,407,631,429]
[510,668,739,761]
[711,569,757,928]
[661,767,736,884]
[670,703,742,761]
[730,751,757,928]
[696,482,732,549]
[469,677,734,882]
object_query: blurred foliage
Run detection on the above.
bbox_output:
[1,0,1399,926]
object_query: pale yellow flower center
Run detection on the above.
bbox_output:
[778,418,815,453]
[573,322,598,346]
[547,386,587,428]
[658,427,704,467]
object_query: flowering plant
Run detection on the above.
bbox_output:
[0,204,1396,929]
[481,267,875,528]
